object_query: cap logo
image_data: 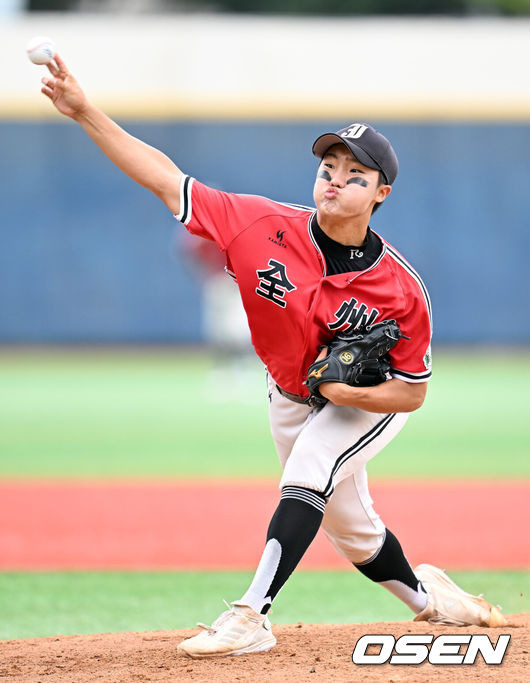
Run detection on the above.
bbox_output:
[341,124,368,140]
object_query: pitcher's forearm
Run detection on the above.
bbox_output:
[73,103,182,208]
[319,378,428,413]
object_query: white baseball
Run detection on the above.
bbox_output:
[26,36,56,65]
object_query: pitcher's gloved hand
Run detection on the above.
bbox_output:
[306,320,408,407]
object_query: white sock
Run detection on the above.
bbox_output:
[239,539,282,614]
[380,579,428,614]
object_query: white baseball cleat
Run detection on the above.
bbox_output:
[177,601,277,658]
[413,563,507,627]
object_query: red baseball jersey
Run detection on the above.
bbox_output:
[176,177,432,397]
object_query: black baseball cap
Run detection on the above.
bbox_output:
[312,123,399,185]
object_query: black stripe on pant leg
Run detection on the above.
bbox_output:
[322,413,396,497]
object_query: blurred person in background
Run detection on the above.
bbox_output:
[178,231,254,396]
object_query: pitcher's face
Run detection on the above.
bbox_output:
[313,144,390,220]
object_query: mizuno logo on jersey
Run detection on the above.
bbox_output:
[328,298,379,333]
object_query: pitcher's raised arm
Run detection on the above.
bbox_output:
[40,54,183,214]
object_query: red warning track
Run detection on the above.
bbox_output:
[0,479,528,570]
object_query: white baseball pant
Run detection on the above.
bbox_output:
[267,372,409,564]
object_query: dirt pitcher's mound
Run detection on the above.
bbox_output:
[1,616,528,682]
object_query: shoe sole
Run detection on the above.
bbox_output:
[177,635,277,659]
[415,563,507,627]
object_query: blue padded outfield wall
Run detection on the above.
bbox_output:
[1,119,529,344]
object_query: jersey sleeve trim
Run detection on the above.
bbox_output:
[390,368,432,383]
[174,175,194,225]
[225,266,237,281]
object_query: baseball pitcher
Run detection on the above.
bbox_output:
[40,55,506,659]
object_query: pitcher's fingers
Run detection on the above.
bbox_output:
[41,76,55,89]
[41,85,53,99]
[46,59,59,77]
[54,54,69,76]
[315,346,328,362]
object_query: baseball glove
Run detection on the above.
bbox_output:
[306,319,407,407]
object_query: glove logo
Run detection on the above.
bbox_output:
[308,363,329,380]
[339,351,354,365]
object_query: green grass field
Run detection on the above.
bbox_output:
[0,348,528,478]
[1,348,528,640]
[1,570,528,641]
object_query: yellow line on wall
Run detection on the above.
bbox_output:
[4,96,530,122]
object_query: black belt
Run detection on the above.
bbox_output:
[276,384,312,406]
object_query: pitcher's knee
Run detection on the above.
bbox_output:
[280,455,331,494]
[324,527,385,565]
